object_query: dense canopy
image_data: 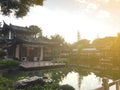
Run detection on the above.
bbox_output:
[0,0,44,17]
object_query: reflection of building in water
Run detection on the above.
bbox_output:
[0,22,56,61]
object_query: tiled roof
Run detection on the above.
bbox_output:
[16,36,55,45]
[11,25,39,34]
[1,22,57,46]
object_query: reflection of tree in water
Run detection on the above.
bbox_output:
[94,69,120,81]
[73,67,91,90]
[2,65,120,89]
[44,69,68,83]
[2,68,71,83]
[2,66,90,89]
[75,65,120,81]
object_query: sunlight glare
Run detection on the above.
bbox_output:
[8,6,118,43]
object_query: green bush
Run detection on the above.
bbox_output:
[18,83,59,90]
[0,59,19,69]
[59,84,75,90]
[0,50,6,58]
[0,76,13,90]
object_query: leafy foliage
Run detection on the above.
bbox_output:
[110,33,120,67]
[0,76,12,90]
[111,33,120,51]
[0,59,19,69]
[0,76,59,90]
[51,34,65,58]
[59,84,75,90]
[51,34,65,44]
[25,83,59,90]
[0,0,44,17]
[0,50,6,58]
[92,37,116,50]
[73,39,90,51]
[29,25,43,38]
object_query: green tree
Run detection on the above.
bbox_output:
[69,39,90,64]
[50,34,71,60]
[92,37,116,50]
[73,39,90,51]
[29,25,42,38]
[0,0,44,17]
[51,34,65,45]
[0,50,6,58]
[50,34,65,59]
[112,33,120,51]
[111,33,120,67]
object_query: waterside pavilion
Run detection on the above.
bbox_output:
[0,22,56,61]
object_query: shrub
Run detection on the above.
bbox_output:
[0,59,19,69]
[0,50,6,58]
[27,83,59,90]
[59,84,75,90]
[0,76,13,90]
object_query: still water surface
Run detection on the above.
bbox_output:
[59,71,115,90]
[2,67,118,90]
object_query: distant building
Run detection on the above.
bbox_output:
[82,48,97,51]
[80,48,100,56]
[0,22,55,61]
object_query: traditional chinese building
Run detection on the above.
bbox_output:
[0,22,55,61]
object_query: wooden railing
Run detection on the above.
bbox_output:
[95,77,120,90]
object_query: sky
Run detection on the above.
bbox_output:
[1,0,120,43]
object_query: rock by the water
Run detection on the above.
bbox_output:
[13,76,52,89]
[59,84,75,90]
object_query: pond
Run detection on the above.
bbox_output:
[59,71,115,90]
[1,66,120,90]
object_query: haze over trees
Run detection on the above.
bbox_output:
[67,32,120,69]
[43,22,120,68]
[92,37,116,50]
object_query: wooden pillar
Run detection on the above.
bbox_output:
[19,44,21,60]
[40,46,44,61]
[4,49,8,59]
[27,47,30,61]
[27,47,29,56]
[9,31,12,39]
[15,45,19,59]
[102,77,109,90]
